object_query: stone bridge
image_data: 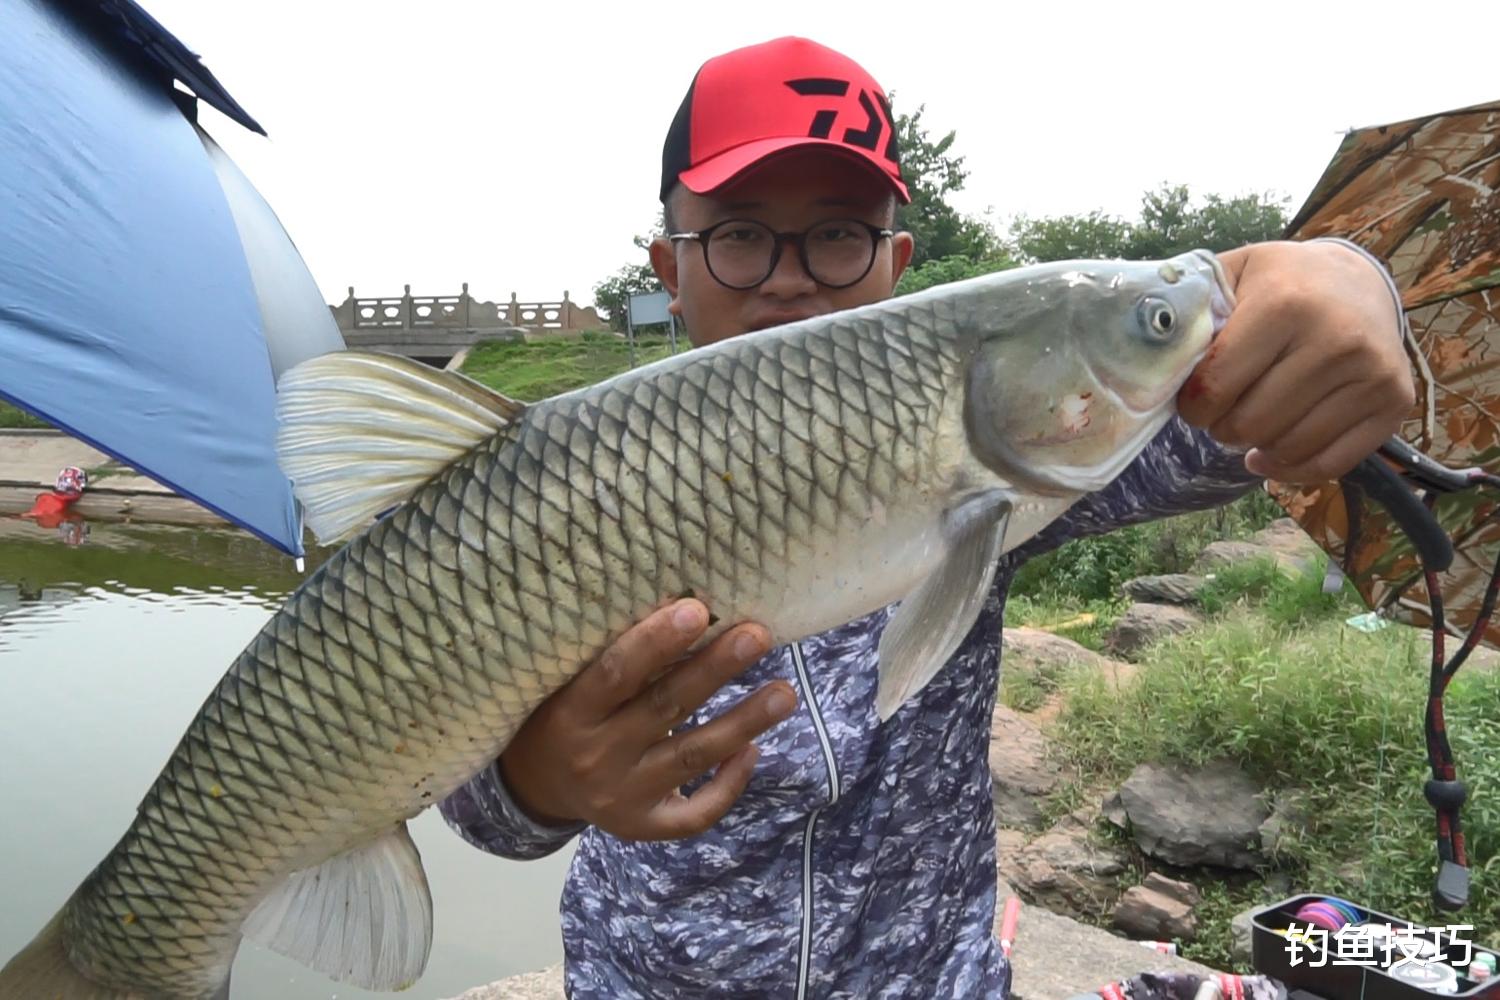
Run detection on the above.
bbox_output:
[329,285,606,366]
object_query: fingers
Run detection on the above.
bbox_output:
[616,623,773,737]
[1205,342,1359,450]
[1234,381,1378,469]
[1177,253,1294,431]
[566,599,709,719]
[644,744,761,840]
[638,680,797,789]
[1177,240,1415,486]
[1247,412,1404,484]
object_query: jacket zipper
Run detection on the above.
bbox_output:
[791,642,840,1000]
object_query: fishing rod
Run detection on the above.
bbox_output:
[1339,435,1500,913]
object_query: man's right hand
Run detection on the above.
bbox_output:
[497,598,798,841]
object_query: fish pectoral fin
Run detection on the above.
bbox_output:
[276,350,525,545]
[242,821,433,991]
[875,494,1011,722]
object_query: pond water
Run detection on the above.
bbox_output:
[0,517,573,999]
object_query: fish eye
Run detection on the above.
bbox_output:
[1139,298,1176,340]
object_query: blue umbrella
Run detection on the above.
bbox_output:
[0,0,345,557]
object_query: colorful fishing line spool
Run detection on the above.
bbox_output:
[1319,897,1363,925]
[1292,899,1351,933]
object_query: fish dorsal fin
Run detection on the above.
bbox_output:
[277,350,523,545]
[875,494,1012,721]
[242,821,433,991]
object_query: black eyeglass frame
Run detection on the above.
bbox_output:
[667,218,896,290]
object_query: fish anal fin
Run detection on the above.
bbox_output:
[242,821,433,991]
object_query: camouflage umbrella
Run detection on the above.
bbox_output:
[1267,99,1500,914]
[1272,99,1500,645]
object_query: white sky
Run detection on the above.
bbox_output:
[141,0,1498,309]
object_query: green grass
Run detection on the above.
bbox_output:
[1045,602,1500,964]
[459,330,685,401]
[1010,489,1284,604]
[0,331,680,430]
[1000,652,1075,713]
[1196,550,1365,628]
[1004,594,1126,653]
[0,401,50,429]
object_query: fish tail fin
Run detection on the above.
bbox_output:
[0,909,159,1000]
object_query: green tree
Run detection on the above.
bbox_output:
[1129,184,1290,257]
[895,251,1017,297]
[1011,183,1290,263]
[891,100,1005,268]
[1008,210,1134,263]
[592,213,665,331]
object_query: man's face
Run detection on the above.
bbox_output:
[650,149,915,347]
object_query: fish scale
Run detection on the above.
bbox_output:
[1,252,1232,998]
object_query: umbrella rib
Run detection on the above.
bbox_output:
[1405,317,1440,450]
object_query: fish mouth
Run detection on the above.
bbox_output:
[1075,252,1236,422]
[1196,249,1236,334]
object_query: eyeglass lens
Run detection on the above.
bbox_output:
[706,220,880,289]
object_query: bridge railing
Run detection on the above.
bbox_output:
[330,284,604,334]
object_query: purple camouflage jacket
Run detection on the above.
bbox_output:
[438,414,1263,1000]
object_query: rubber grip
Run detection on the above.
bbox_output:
[1342,454,1454,572]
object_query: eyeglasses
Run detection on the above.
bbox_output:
[668,218,895,290]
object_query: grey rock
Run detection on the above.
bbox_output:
[1101,789,1129,829]
[447,965,564,1000]
[1003,625,1113,673]
[996,828,1030,882]
[1141,871,1201,907]
[1112,873,1200,940]
[1230,906,1257,965]
[1001,867,1214,999]
[1121,574,1207,606]
[989,706,1057,831]
[1251,518,1323,574]
[1250,518,1311,548]
[1001,818,1131,918]
[1261,871,1295,901]
[1104,603,1203,658]
[1193,540,1278,574]
[1258,789,1309,859]
[1117,760,1271,869]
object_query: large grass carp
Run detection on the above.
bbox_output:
[1,250,1234,998]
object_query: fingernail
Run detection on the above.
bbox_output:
[767,687,795,719]
[734,629,766,660]
[673,601,703,632]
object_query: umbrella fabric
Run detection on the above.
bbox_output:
[0,0,344,555]
[1271,99,1500,644]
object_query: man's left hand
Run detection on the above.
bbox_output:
[1177,240,1416,485]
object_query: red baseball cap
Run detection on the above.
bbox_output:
[660,37,910,204]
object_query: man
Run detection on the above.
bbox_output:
[441,37,1414,998]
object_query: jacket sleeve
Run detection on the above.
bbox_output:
[438,761,586,861]
[1011,236,1408,560]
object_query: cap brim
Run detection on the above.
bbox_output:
[678,136,911,203]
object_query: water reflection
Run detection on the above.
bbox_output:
[0,522,572,999]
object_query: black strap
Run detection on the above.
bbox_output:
[1339,438,1500,911]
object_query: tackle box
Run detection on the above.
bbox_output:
[1251,894,1500,998]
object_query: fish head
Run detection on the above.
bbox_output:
[963,249,1234,495]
